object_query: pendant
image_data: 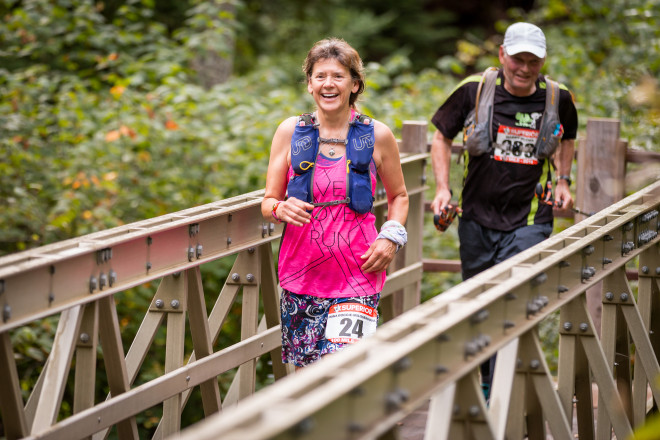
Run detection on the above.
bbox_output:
[328,147,335,157]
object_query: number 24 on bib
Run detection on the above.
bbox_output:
[325,302,378,344]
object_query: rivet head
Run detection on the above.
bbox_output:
[3,304,11,322]
[108,270,117,287]
[171,300,180,309]
[196,244,203,259]
[579,323,589,332]
[89,276,97,293]
[231,273,240,282]
[605,292,614,301]
[656,267,660,275]
[80,333,90,343]
[155,299,164,309]
[530,359,540,369]
[246,273,255,282]
[187,247,195,262]
[248,247,255,254]
[620,293,629,302]
[469,405,480,417]
[563,321,573,331]
[642,266,649,274]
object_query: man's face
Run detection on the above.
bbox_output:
[498,46,545,97]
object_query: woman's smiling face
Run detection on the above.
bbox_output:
[307,58,359,112]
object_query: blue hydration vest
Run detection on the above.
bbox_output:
[288,112,375,214]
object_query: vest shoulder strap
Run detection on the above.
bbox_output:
[475,67,499,141]
[541,77,560,120]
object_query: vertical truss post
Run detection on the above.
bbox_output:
[237,249,260,400]
[186,267,221,416]
[74,302,99,417]
[259,244,290,380]
[98,295,139,439]
[0,330,28,439]
[558,297,596,439]
[159,273,187,436]
[599,267,634,437]
[634,244,660,424]
[520,331,573,440]
[448,369,495,440]
[489,338,519,440]
[31,306,83,434]
[562,295,634,439]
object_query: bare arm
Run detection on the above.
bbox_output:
[261,117,313,227]
[430,129,454,215]
[552,139,575,209]
[361,120,409,273]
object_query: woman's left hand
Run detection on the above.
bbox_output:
[360,239,397,273]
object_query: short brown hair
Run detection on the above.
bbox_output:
[302,38,365,107]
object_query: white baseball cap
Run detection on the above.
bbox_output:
[503,22,546,58]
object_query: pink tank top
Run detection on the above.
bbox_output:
[278,154,384,298]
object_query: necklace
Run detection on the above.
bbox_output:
[318,115,350,157]
[319,136,348,156]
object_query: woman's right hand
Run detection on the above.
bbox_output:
[277,197,313,226]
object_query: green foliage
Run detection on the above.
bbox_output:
[2,0,660,435]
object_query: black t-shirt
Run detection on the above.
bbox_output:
[431,70,578,231]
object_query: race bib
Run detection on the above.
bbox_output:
[325,302,378,344]
[494,125,539,165]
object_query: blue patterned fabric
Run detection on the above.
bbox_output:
[280,289,379,367]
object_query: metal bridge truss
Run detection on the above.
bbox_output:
[0,153,427,440]
[176,181,660,440]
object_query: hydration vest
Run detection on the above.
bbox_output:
[463,67,563,159]
[288,112,375,214]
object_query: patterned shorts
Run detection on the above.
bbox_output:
[280,289,380,367]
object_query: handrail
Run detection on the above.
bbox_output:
[0,152,429,439]
[176,180,660,439]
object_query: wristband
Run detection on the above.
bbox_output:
[271,201,282,223]
[556,175,572,186]
[376,220,408,253]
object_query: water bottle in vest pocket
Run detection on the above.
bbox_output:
[347,166,373,214]
[535,117,563,159]
[463,109,493,156]
[287,172,312,205]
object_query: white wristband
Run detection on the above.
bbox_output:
[376,220,408,252]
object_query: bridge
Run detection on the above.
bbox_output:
[0,119,658,439]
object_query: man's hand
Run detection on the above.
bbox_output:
[430,188,453,216]
[554,180,574,210]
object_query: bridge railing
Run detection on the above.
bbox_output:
[0,133,428,439]
[1,118,659,440]
[176,179,660,440]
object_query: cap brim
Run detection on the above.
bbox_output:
[505,44,546,58]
